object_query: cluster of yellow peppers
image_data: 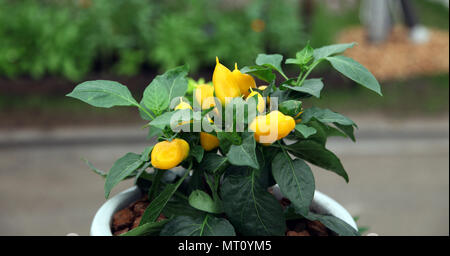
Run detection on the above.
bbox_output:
[151,57,298,170]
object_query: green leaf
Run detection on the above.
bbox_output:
[296,44,314,64]
[334,123,356,142]
[279,100,303,117]
[285,140,349,182]
[221,173,286,236]
[147,125,163,139]
[188,190,223,214]
[160,215,236,236]
[198,153,228,174]
[313,42,355,60]
[162,196,201,219]
[67,80,139,108]
[305,212,359,236]
[241,66,276,82]
[142,81,169,116]
[190,145,204,163]
[142,65,188,116]
[226,133,259,169]
[295,124,317,138]
[140,146,154,162]
[120,219,169,236]
[286,44,314,66]
[148,111,174,129]
[283,79,324,98]
[302,107,355,126]
[326,56,382,95]
[255,54,286,78]
[104,153,143,198]
[140,171,189,225]
[216,131,242,153]
[272,152,315,215]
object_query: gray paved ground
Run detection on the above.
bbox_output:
[0,115,448,235]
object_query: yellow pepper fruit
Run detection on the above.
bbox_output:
[232,63,256,97]
[194,84,215,110]
[213,57,241,106]
[151,139,190,170]
[200,132,220,151]
[174,97,192,110]
[249,111,295,145]
[246,88,265,113]
[258,85,270,104]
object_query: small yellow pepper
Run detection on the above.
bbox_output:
[151,139,190,170]
[258,85,270,104]
[174,97,192,110]
[246,88,265,113]
[213,57,241,106]
[249,111,295,145]
[200,132,220,151]
[194,84,215,110]
[232,63,256,97]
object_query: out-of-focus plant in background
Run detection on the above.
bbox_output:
[0,0,305,81]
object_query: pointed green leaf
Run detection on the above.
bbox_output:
[67,80,139,108]
[226,133,259,169]
[283,79,324,98]
[305,212,359,236]
[285,140,349,182]
[256,54,286,78]
[104,153,143,198]
[313,43,355,60]
[221,172,286,236]
[295,124,317,138]
[272,152,315,215]
[140,171,189,225]
[326,56,382,95]
[160,215,236,236]
[188,190,223,214]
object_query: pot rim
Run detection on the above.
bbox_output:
[90,185,357,236]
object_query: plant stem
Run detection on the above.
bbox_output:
[296,59,322,86]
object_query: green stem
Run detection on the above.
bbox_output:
[136,103,155,120]
[296,59,323,86]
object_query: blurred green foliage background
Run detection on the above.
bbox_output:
[0,0,304,80]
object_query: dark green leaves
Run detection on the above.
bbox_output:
[285,140,349,182]
[140,171,189,225]
[188,190,223,214]
[301,107,355,126]
[226,133,259,169]
[313,43,355,60]
[279,100,302,117]
[67,80,139,108]
[295,124,317,138]
[221,173,286,236]
[255,53,287,78]
[241,66,276,82]
[283,79,324,98]
[272,152,315,215]
[104,153,143,198]
[141,65,189,116]
[305,212,359,236]
[326,56,382,95]
[198,153,228,174]
[160,215,236,236]
[286,44,314,67]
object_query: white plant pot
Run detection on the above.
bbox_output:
[90,185,357,236]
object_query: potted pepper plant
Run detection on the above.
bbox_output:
[67,42,382,236]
